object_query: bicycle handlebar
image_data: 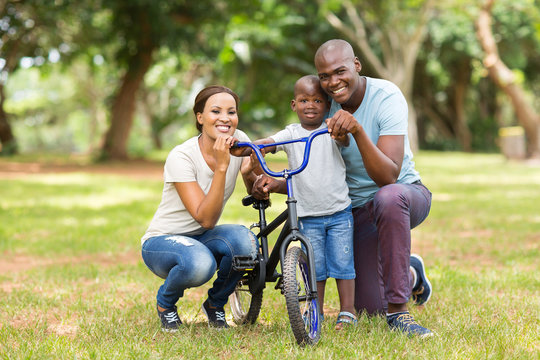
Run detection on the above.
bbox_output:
[233,128,330,178]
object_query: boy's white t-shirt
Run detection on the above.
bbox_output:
[141,130,250,244]
[270,123,350,217]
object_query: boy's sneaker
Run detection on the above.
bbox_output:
[410,254,432,306]
[157,305,182,332]
[202,299,229,328]
[387,311,433,338]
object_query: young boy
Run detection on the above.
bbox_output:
[254,75,356,329]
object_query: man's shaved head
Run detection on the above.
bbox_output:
[314,39,355,65]
[313,39,363,112]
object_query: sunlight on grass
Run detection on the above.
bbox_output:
[1,174,158,210]
[15,173,100,185]
[50,190,153,209]
[4,190,157,210]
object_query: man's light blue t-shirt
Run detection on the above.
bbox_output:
[328,77,420,208]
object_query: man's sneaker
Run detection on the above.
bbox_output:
[157,305,182,332]
[387,311,433,338]
[202,299,229,328]
[410,254,432,306]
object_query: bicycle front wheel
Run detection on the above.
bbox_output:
[229,276,263,325]
[283,246,321,346]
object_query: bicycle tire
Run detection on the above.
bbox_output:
[229,276,263,325]
[283,246,321,346]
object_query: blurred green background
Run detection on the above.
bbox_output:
[1,0,539,160]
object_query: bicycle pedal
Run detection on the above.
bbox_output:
[275,277,284,293]
[249,223,260,230]
[232,255,257,271]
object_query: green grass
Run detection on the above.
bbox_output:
[1,151,539,359]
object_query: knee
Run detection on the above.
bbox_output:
[373,185,407,210]
[220,224,258,256]
[186,252,216,286]
[372,185,410,220]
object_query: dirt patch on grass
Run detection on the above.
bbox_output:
[0,251,141,277]
[0,159,164,180]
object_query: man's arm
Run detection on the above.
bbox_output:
[326,109,403,187]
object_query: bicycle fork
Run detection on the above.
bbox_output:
[279,176,318,301]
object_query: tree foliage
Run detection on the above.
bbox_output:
[1,0,539,159]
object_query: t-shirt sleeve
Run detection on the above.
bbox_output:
[378,89,409,136]
[234,129,251,142]
[269,127,293,152]
[164,149,196,183]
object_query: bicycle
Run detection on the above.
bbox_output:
[228,127,329,346]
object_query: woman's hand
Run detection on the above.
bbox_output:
[214,135,233,172]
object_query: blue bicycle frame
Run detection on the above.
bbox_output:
[234,127,330,316]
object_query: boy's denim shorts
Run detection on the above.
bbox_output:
[299,205,355,281]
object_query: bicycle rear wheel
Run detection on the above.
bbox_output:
[229,276,263,325]
[283,246,321,346]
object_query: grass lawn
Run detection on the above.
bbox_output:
[0,151,539,359]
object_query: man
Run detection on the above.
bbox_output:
[253,39,433,337]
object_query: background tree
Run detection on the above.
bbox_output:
[0,0,102,155]
[140,49,214,150]
[99,0,257,160]
[414,4,480,151]
[2,0,539,159]
[476,0,540,157]
[317,0,436,151]
[216,1,339,136]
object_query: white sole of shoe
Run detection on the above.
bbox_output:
[411,254,432,305]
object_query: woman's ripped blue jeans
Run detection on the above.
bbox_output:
[142,224,257,309]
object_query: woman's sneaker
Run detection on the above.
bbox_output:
[202,299,229,328]
[157,305,182,332]
[410,254,432,306]
[387,311,433,338]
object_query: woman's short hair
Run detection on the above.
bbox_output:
[192,85,239,132]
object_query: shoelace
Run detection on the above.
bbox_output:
[164,311,180,324]
[413,285,425,295]
[396,313,418,326]
[215,311,226,322]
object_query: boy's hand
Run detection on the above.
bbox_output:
[229,137,252,157]
[241,148,265,175]
[251,174,286,199]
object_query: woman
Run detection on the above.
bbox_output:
[141,85,258,331]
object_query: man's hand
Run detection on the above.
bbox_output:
[251,174,287,199]
[326,109,360,139]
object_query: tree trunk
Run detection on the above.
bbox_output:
[101,10,156,161]
[101,49,154,160]
[452,59,472,152]
[476,0,540,158]
[0,83,17,155]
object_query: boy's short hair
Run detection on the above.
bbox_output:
[294,75,324,98]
